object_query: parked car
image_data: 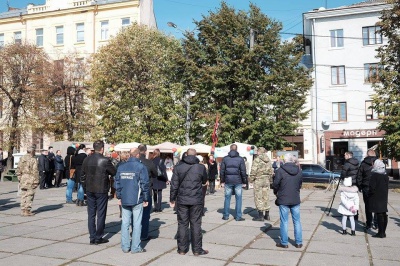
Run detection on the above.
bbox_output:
[300,164,340,183]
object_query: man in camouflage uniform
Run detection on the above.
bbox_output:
[17,145,39,216]
[249,147,274,221]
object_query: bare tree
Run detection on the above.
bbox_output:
[0,42,51,161]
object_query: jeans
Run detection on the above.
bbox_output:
[279,204,302,246]
[141,189,152,240]
[66,178,75,202]
[77,184,84,201]
[121,203,143,253]
[223,184,243,220]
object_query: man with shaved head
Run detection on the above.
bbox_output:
[170,148,208,256]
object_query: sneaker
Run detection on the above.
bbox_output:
[65,201,75,204]
[222,217,229,220]
[95,238,109,245]
[235,218,245,221]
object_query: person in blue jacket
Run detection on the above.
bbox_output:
[114,148,149,254]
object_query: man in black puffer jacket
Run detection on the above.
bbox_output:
[81,140,116,245]
[357,149,377,230]
[220,144,247,221]
[340,151,359,185]
[170,148,208,256]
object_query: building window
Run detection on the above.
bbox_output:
[364,63,381,83]
[332,102,347,122]
[122,18,130,28]
[365,100,381,120]
[101,21,109,40]
[363,26,382,45]
[56,26,64,45]
[32,130,44,150]
[0,33,4,47]
[76,23,84,43]
[36,28,43,47]
[14,31,22,44]
[330,29,343,47]
[331,66,346,85]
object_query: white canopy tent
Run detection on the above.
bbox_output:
[148,142,181,153]
[180,143,212,154]
[114,142,141,152]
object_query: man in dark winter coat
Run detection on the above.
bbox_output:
[138,144,157,241]
[170,148,208,256]
[220,144,247,221]
[81,140,116,245]
[357,149,377,230]
[273,153,303,249]
[340,151,359,185]
[38,150,49,189]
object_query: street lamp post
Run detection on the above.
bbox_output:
[185,91,196,145]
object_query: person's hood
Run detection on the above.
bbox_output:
[66,146,76,155]
[228,150,240,158]
[363,156,377,166]
[347,157,359,166]
[281,162,300,176]
[182,155,200,165]
[258,153,271,163]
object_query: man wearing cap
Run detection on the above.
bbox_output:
[16,145,39,216]
[38,149,49,189]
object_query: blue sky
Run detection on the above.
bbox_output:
[2,0,360,38]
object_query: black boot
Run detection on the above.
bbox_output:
[383,214,388,238]
[252,211,264,221]
[372,213,385,238]
[264,211,270,221]
[350,230,356,236]
[342,230,347,235]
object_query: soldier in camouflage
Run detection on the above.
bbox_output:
[249,147,274,221]
[16,145,39,216]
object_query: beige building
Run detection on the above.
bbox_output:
[0,0,156,153]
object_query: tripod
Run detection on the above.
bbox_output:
[326,178,341,216]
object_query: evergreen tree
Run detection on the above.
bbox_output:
[373,0,400,160]
[182,2,312,149]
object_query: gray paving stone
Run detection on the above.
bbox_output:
[0,224,48,237]
[299,253,369,266]
[233,248,301,265]
[0,254,68,266]
[148,253,226,266]
[24,241,108,260]
[0,237,56,253]
[25,226,88,240]
[307,240,368,257]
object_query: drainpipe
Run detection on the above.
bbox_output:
[312,18,317,164]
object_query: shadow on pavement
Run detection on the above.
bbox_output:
[0,198,20,210]
[34,203,64,213]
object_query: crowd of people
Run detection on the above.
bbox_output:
[13,141,390,255]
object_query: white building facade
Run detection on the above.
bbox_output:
[0,0,156,152]
[302,0,396,172]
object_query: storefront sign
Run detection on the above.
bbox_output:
[343,130,378,138]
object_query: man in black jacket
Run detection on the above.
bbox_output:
[38,150,49,190]
[357,149,377,230]
[340,151,359,185]
[81,140,116,245]
[138,144,157,241]
[220,144,247,221]
[273,153,303,249]
[170,148,208,256]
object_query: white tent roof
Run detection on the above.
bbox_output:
[181,143,212,154]
[114,142,141,151]
[148,142,181,153]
